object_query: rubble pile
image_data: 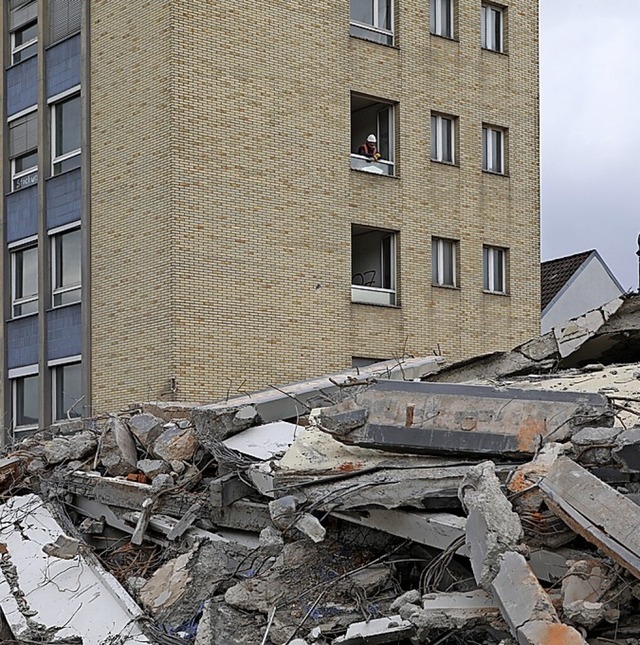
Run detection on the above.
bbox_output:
[2,296,640,644]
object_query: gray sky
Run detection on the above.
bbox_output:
[541,0,640,291]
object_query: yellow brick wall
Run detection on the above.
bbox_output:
[90,0,539,408]
[89,0,177,412]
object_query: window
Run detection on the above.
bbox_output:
[9,109,38,191]
[432,237,458,287]
[431,0,453,38]
[48,0,81,45]
[481,3,504,52]
[483,245,507,294]
[11,20,37,63]
[351,95,395,176]
[51,93,81,175]
[482,125,506,174]
[350,0,393,45]
[52,360,83,420]
[11,368,38,431]
[11,243,38,317]
[351,225,397,306]
[431,113,455,164]
[51,227,81,306]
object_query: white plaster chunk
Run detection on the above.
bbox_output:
[222,421,304,460]
[0,494,150,644]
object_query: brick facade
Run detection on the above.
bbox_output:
[89,0,540,411]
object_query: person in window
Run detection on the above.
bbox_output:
[358,134,382,161]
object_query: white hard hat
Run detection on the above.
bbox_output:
[367,134,377,143]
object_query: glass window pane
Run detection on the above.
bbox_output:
[16,375,38,426]
[442,118,452,162]
[483,247,490,290]
[56,228,81,289]
[15,22,37,47]
[351,0,373,24]
[482,128,488,169]
[15,151,38,173]
[17,246,38,299]
[55,95,81,157]
[379,0,391,30]
[432,239,439,283]
[56,363,82,420]
[431,116,437,159]
[442,240,454,285]
[378,107,390,160]
[443,0,452,36]
[493,249,504,291]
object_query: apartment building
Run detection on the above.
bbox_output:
[1,0,540,437]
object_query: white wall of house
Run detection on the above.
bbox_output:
[542,255,624,333]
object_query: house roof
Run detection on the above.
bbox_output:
[540,250,594,310]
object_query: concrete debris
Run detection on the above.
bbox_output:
[7,302,640,643]
[460,461,524,589]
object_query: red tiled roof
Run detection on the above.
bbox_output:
[541,250,594,311]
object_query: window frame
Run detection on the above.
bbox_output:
[10,19,37,64]
[481,3,504,52]
[8,107,38,192]
[482,124,506,174]
[10,237,38,318]
[432,237,458,288]
[351,225,398,306]
[431,113,456,164]
[50,357,83,421]
[483,245,508,294]
[9,365,39,432]
[50,88,81,176]
[50,223,82,308]
[350,0,394,45]
[430,0,454,39]
[350,95,397,176]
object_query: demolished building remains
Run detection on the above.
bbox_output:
[3,295,640,643]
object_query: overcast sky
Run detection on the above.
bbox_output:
[540,0,640,291]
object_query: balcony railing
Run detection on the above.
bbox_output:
[350,154,394,176]
[351,284,396,306]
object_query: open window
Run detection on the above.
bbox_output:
[10,366,39,433]
[51,359,83,420]
[351,95,395,176]
[350,0,393,45]
[351,225,397,306]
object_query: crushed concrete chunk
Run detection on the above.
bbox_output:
[127,413,165,449]
[460,461,523,588]
[42,535,82,560]
[43,431,97,465]
[613,427,640,472]
[153,423,198,461]
[137,459,170,479]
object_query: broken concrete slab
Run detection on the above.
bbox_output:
[554,298,624,359]
[460,462,523,589]
[191,356,445,449]
[0,494,151,644]
[491,551,588,645]
[314,380,612,458]
[332,509,468,554]
[209,472,254,507]
[222,420,304,460]
[539,458,640,579]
